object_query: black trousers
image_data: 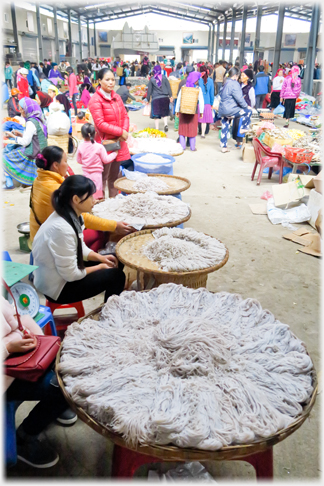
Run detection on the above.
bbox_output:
[46,261,125,304]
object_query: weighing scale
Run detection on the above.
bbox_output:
[3,261,40,318]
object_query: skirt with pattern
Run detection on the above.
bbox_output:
[3,145,37,185]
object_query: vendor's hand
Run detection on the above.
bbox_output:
[5,131,14,138]
[176,113,179,117]
[121,130,128,141]
[280,98,284,104]
[99,254,118,268]
[12,130,22,137]
[114,221,134,236]
[170,97,173,103]
[6,334,37,354]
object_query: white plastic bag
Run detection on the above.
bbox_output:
[164,462,217,482]
[47,102,71,136]
[267,198,311,225]
[143,103,151,116]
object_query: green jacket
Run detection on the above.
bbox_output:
[4,66,13,80]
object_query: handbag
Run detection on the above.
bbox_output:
[102,139,121,152]
[3,280,61,382]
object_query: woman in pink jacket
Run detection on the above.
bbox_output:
[280,65,302,127]
[67,67,79,116]
[2,296,75,468]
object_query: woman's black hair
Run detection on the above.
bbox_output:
[228,67,240,78]
[35,146,64,170]
[52,175,96,270]
[97,67,114,81]
[81,123,96,144]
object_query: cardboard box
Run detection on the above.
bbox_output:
[242,143,256,163]
[307,188,323,228]
[272,181,307,208]
[313,170,323,195]
[263,132,292,148]
[282,227,321,257]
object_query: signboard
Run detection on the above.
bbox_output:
[183,33,193,44]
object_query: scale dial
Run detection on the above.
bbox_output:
[7,282,40,318]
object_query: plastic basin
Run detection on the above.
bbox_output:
[131,153,175,174]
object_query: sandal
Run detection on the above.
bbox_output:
[221,147,230,153]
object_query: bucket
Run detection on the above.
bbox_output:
[131,153,175,175]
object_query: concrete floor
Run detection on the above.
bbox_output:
[3,108,321,481]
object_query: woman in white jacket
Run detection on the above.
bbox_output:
[32,175,125,304]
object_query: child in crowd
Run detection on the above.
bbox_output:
[76,123,117,199]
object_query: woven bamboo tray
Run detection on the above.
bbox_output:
[56,304,317,462]
[114,174,191,195]
[180,86,199,115]
[115,229,229,289]
[129,148,184,157]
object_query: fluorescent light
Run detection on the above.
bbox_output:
[178,3,211,12]
[84,4,104,9]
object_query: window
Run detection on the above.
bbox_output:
[27,12,34,32]
[42,24,46,33]
[47,19,52,35]
[4,13,8,23]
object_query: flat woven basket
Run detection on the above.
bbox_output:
[47,133,69,153]
[114,174,191,195]
[115,229,229,289]
[129,148,184,157]
[180,87,199,115]
[56,303,317,462]
[169,78,181,99]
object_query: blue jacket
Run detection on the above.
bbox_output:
[198,77,214,106]
[254,72,271,95]
[218,78,248,117]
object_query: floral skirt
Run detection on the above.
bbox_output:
[3,145,37,185]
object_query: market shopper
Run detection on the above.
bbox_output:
[32,175,126,304]
[280,65,302,128]
[175,72,204,152]
[254,65,271,109]
[270,68,285,111]
[17,69,30,99]
[215,61,226,94]
[88,68,132,198]
[68,67,79,116]
[116,83,136,104]
[218,67,252,153]
[198,65,214,138]
[4,61,13,89]
[146,64,173,132]
[232,69,255,149]
[48,64,64,82]
[7,88,21,117]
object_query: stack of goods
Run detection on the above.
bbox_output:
[292,133,322,162]
[92,192,190,228]
[132,128,167,138]
[143,227,227,272]
[58,283,315,451]
[287,129,306,142]
[130,85,147,97]
[128,137,184,155]
[263,128,292,148]
[259,111,275,121]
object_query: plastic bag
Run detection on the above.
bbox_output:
[267,198,311,225]
[143,103,151,116]
[47,103,71,136]
[149,462,217,482]
[212,96,220,111]
[273,103,285,115]
[261,191,273,200]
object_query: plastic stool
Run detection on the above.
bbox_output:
[2,251,12,262]
[45,300,85,331]
[34,305,57,336]
[111,444,273,480]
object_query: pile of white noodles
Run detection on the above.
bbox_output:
[58,284,314,451]
[93,192,190,227]
[144,227,227,271]
[133,177,170,193]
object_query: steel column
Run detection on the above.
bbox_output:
[78,15,83,62]
[253,5,263,64]
[207,24,211,61]
[67,9,72,57]
[87,20,91,58]
[35,4,44,63]
[239,4,248,67]
[303,4,320,96]
[222,17,227,61]
[216,21,220,62]
[53,6,60,64]
[93,22,97,57]
[272,5,285,77]
[229,10,236,64]
[211,22,215,63]
[10,3,19,54]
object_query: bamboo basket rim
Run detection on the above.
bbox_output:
[56,300,317,462]
[115,229,229,277]
[129,149,184,157]
[114,174,191,195]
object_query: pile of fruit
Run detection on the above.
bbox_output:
[132,128,167,138]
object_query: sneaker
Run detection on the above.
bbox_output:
[56,408,78,425]
[164,125,168,132]
[17,427,59,469]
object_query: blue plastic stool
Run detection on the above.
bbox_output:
[34,305,57,336]
[5,401,21,467]
[2,251,12,262]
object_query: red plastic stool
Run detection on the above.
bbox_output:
[45,300,85,331]
[111,445,273,480]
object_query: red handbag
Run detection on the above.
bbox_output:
[3,280,61,382]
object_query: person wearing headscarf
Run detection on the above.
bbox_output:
[35,91,53,114]
[3,98,48,186]
[232,69,255,148]
[175,72,204,152]
[146,64,173,132]
[270,68,285,111]
[17,68,30,99]
[280,65,302,127]
[198,65,214,138]
[48,64,64,81]
[175,65,195,143]
[47,85,59,101]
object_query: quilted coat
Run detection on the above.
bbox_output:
[88,88,130,162]
[280,76,302,100]
[29,169,117,241]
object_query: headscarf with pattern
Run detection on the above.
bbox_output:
[19,97,47,137]
[186,71,201,87]
[153,64,162,87]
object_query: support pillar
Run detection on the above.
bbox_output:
[239,4,248,67]
[207,24,211,61]
[303,4,320,96]
[87,20,91,58]
[10,3,19,55]
[67,9,72,58]
[211,22,215,63]
[272,5,285,78]
[35,4,44,63]
[78,15,83,63]
[93,22,97,57]
[222,17,227,61]
[216,21,220,62]
[253,5,263,65]
[229,9,236,64]
[53,6,60,65]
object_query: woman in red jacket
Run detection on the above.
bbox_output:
[17,68,30,100]
[88,68,131,198]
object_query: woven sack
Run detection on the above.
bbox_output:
[169,79,181,99]
[117,67,124,76]
[47,134,69,153]
[179,87,199,114]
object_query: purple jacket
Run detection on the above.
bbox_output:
[49,69,63,81]
[280,76,301,100]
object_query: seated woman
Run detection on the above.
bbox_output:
[30,146,133,252]
[3,98,47,187]
[35,90,52,114]
[3,296,75,469]
[32,175,126,304]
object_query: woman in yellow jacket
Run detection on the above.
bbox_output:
[30,146,133,251]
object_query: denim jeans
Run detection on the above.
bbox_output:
[72,93,78,116]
